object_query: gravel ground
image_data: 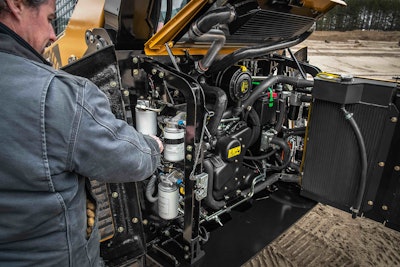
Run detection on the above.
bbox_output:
[294,31,400,81]
[242,204,400,267]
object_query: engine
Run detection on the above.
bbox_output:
[45,0,400,266]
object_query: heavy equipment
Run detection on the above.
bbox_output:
[45,0,400,266]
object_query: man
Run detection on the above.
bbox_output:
[0,0,163,266]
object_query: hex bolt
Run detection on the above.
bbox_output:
[158,72,164,78]
[186,154,192,161]
[391,117,398,123]
[133,69,139,76]
[111,192,119,198]
[151,69,157,75]
[110,81,117,88]
[367,200,373,206]
[382,205,388,211]
[394,165,400,171]
[132,57,138,64]
[131,217,139,224]
[123,90,129,97]
[186,145,193,152]
[117,227,124,233]
[378,162,385,167]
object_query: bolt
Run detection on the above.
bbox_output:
[186,154,192,161]
[394,165,400,171]
[110,81,117,88]
[117,227,124,233]
[133,69,139,76]
[131,217,139,223]
[224,186,228,190]
[378,162,385,167]
[234,159,238,163]
[391,117,398,123]
[151,68,157,75]
[186,145,193,152]
[132,57,138,64]
[184,254,189,260]
[111,192,119,198]
[158,72,164,78]
[184,246,190,252]
[367,200,373,206]
[123,90,129,97]
[89,34,94,43]
[96,43,101,50]
[142,219,148,225]
[234,177,238,181]
[382,205,388,211]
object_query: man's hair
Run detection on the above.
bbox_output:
[0,0,48,14]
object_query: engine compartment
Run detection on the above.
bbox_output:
[45,0,400,266]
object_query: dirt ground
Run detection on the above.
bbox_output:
[243,204,400,267]
[293,31,400,81]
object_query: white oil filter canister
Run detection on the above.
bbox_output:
[158,181,179,220]
[135,101,157,135]
[163,127,185,162]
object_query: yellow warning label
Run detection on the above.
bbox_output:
[228,146,241,158]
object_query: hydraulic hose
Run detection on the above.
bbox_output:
[189,6,236,72]
[200,82,228,136]
[341,106,368,218]
[208,30,314,74]
[275,98,287,133]
[192,6,236,34]
[241,173,299,196]
[243,136,291,171]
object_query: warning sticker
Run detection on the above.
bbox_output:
[228,146,241,158]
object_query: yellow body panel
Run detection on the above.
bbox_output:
[44,0,105,69]
[144,0,209,56]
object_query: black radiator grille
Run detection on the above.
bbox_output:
[227,9,315,43]
[301,100,390,210]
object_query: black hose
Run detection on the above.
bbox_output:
[203,159,226,210]
[241,173,300,196]
[269,136,292,171]
[208,30,314,74]
[193,6,235,35]
[200,82,228,136]
[244,149,277,160]
[341,106,368,218]
[247,108,261,147]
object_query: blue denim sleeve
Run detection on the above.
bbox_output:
[68,79,161,182]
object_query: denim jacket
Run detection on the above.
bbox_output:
[0,23,160,267]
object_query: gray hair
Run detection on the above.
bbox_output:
[0,0,48,13]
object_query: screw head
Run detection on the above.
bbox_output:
[394,165,400,171]
[391,117,398,123]
[132,217,139,224]
[111,192,119,198]
[117,227,124,233]
[382,205,388,211]
[367,200,373,206]
[378,162,385,167]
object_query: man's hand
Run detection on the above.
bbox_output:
[149,135,164,153]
